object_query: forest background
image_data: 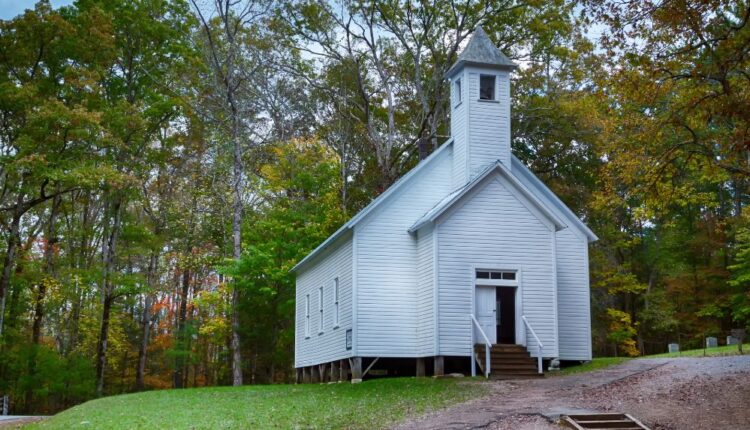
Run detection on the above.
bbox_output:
[0,0,748,414]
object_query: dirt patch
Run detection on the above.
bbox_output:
[393,356,750,430]
[0,417,46,428]
[574,359,750,430]
[485,414,559,430]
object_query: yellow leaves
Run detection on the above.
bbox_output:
[193,289,231,343]
[198,315,230,339]
[606,308,640,357]
[594,269,647,296]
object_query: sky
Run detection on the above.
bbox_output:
[0,0,74,20]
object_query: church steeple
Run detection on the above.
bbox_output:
[446,26,517,78]
[447,27,517,187]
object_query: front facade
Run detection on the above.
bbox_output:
[292,28,597,381]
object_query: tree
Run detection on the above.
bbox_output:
[191,0,272,386]
[229,138,345,382]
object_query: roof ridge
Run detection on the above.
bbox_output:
[409,160,567,233]
[291,139,454,271]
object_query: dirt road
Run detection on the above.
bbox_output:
[394,356,750,430]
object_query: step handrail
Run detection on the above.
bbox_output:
[470,314,491,378]
[521,315,543,374]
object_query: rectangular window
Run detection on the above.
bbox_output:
[318,286,324,333]
[333,278,340,327]
[475,269,517,285]
[479,74,496,100]
[455,79,462,105]
[305,294,310,337]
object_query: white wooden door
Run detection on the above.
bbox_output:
[475,286,497,344]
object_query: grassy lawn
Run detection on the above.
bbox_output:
[27,377,488,430]
[642,343,745,358]
[553,357,632,377]
[552,343,746,377]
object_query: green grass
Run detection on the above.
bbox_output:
[27,377,488,430]
[641,343,745,358]
[552,343,747,377]
[553,357,632,377]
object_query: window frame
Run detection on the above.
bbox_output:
[318,286,324,334]
[475,269,518,287]
[333,278,340,328]
[454,78,462,106]
[304,294,311,338]
[479,74,497,101]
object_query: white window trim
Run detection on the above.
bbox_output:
[478,74,497,101]
[454,78,462,107]
[318,286,324,334]
[333,278,340,329]
[470,265,526,347]
[304,294,310,338]
[475,269,518,287]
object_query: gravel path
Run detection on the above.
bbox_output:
[394,356,750,430]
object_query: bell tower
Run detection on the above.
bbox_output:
[446,27,517,187]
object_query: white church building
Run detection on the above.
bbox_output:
[292,27,597,382]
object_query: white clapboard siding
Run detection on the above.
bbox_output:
[437,175,558,358]
[294,233,353,367]
[451,69,468,187]
[294,29,597,368]
[466,68,511,173]
[355,148,453,357]
[451,68,512,188]
[556,228,592,360]
[416,225,435,356]
[510,157,594,360]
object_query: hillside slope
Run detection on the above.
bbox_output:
[27,378,486,430]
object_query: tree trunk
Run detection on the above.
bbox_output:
[67,281,83,357]
[31,195,61,345]
[0,193,24,339]
[135,294,153,391]
[230,280,242,385]
[96,294,114,396]
[230,105,243,387]
[136,252,158,391]
[96,198,122,396]
[174,267,190,389]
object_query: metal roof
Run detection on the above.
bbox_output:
[408,160,568,233]
[290,139,454,272]
[446,26,517,78]
[510,156,598,242]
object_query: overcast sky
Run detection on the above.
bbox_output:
[0,0,74,20]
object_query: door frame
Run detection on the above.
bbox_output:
[471,264,525,347]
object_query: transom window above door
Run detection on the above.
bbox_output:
[475,269,517,285]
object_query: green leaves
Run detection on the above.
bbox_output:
[729,222,750,329]
[227,138,345,374]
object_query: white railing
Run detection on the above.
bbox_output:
[521,315,543,374]
[470,314,491,378]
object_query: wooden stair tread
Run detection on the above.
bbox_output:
[562,414,650,430]
[474,343,544,380]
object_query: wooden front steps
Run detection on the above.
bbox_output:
[562,413,651,430]
[475,344,544,379]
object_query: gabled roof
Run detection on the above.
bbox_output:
[446,26,517,78]
[510,156,598,242]
[291,139,454,272]
[408,161,567,233]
